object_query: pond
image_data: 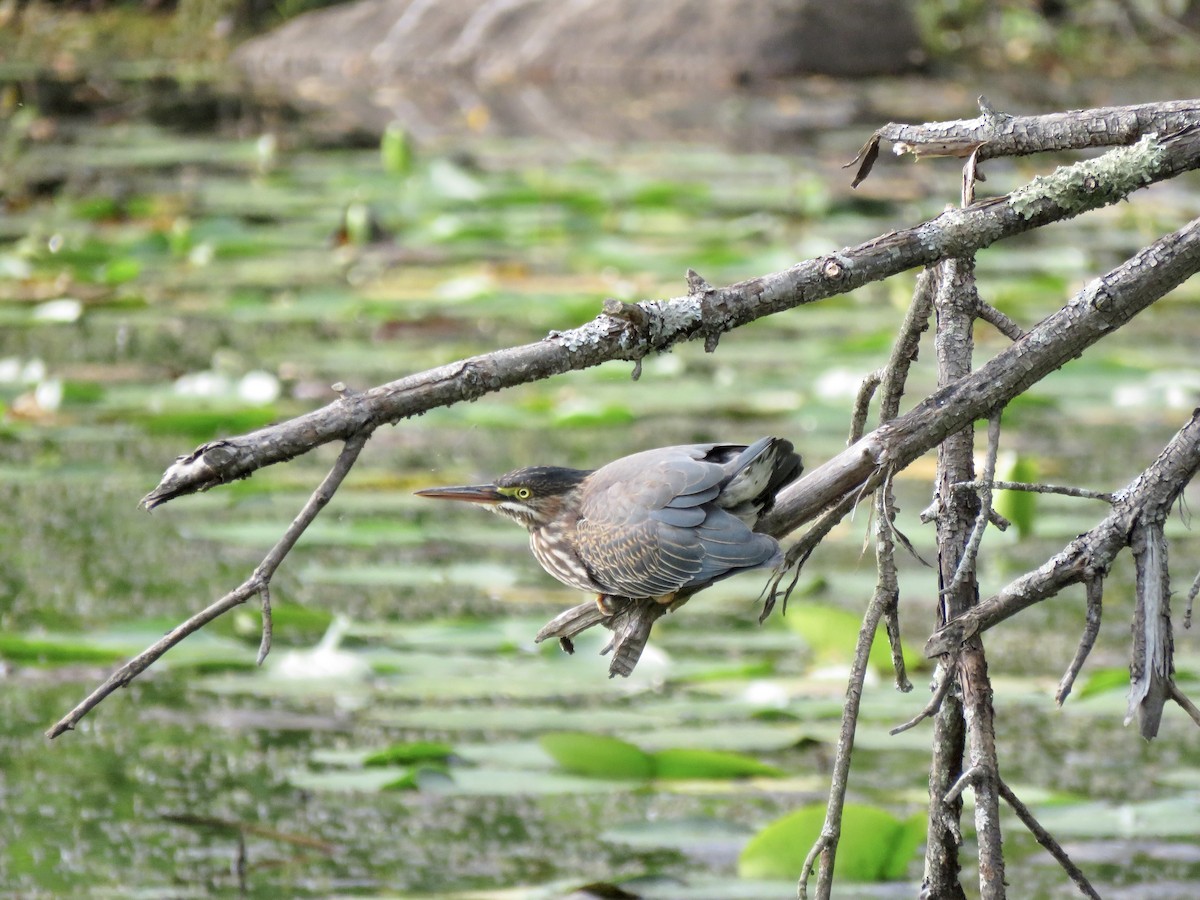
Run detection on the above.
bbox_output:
[2,71,1200,898]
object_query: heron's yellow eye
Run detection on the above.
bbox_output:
[515,487,532,500]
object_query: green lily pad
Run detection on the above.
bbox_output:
[652,748,783,780]
[1074,666,1130,698]
[994,452,1039,538]
[784,603,924,675]
[739,803,923,883]
[540,732,785,781]
[539,732,655,780]
[364,741,455,767]
[0,632,127,666]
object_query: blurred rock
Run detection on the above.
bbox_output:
[233,0,923,144]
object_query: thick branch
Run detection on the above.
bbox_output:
[143,129,1200,508]
[926,255,1005,899]
[849,98,1200,185]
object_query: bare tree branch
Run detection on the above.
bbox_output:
[256,585,274,667]
[1056,573,1105,706]
[46,432,371,739]
[974,300,1026,341]
[892,658,960,736]
[848,98,1200,186]
[998,779,1102,900]
[927,409,1200,657]
[143,129,1200,510]
[803,513,896,900]
[945,407,1002,596]
[926,254,1006,899]
[953,480,1115,502]
[1169,682,1200,728]
[925,679,967,899]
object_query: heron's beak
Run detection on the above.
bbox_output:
[415,484,503,504]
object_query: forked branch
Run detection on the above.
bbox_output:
[46,432,370,739]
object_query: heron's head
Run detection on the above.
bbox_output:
[416,466,590,530]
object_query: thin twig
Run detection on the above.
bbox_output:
[849,371,882,445]
[1186,569,1200,628]
[998,779,1102,900]
[876,474,914,691]
[1168,682,1200,728]
[946,410,1003,596]
[256,585,273,667]
[880,468,930,568]
[46,431,371,739]
[892,655,959,735]
[881,600,912,693]
[880,268,938,423]
[975,301,1026,341]
[797,834,833,900]
[944,765,983,805]
[762,479,882,621]
[1056,573,1104,705]
[988,509,1012,531]
[953,480,1115,502]
[806,542,895,899]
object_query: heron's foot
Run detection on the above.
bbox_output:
[596,594,621,615]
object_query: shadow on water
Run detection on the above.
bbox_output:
[2,64,1200,897]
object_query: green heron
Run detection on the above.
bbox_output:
[416,437,801,612]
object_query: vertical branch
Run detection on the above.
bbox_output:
[926,674,967,898]
[925,257,1007,899]
[923,258,975,899]
[803,479,905,900]
[801,577,888,900]
[959,646,1006,895]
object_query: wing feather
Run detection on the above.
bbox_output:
[573,443,783,599]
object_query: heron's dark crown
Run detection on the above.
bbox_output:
[496,466,591,495]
